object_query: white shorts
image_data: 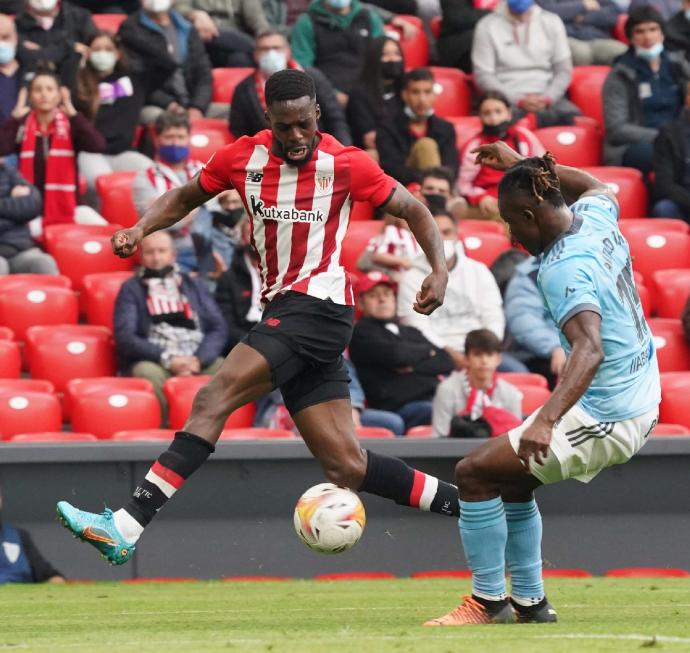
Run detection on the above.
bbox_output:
[507,403,659,485]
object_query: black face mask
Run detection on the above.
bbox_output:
[141,265,174,279]
[423,193,448,213]
[213,207,245,230]
[482,121,511,138]
[381,60,404,81]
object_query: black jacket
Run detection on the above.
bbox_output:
[0,164,42,260]
[350,316,454,411]
[15,3,97,91]
[230,68,352,145]
[346,87,402,149]
[652,113,690,213]
[376,108,459,185]
[118,9,212,113]
[214,246,260,351]
[666,11,690,61]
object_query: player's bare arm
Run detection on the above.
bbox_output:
[518,310,604,467]
[111,177,216,258]
[383,183,448,316]
[473,141,619,209]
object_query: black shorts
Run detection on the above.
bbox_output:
[242,291,355,415]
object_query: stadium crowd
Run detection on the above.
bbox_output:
[0,0,689,452]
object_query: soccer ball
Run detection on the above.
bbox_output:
[293,483,366,554]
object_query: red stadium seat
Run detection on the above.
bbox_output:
[9,432,97,443]
[0,379,55,394]
[314,572,396,581]
[651,269,690,319]
[0,391,62,440]
[411,570,473,579]
[43,223,121,252]
[0,326,13,340]
[516,385,551,415]
[648,318,690,372]
[581,167,648,219]
[659,372,690,429]
[91,13,126,32]
[218,428,297,440]
[613,13,629,44]
[0,274,71,291]
[497,373,549,388]
[430,15,441,38]
[45,228,134,291]
[448,116,482,152]
[653,423,690,436]
[619,218,689,234]
[624,230,690,286]
[355,426,395,439]
[350,202,374,222]
[65,377,154,420]
[190,118,234,164]
[637,282,652,318]
[405,425,434,437]
[341,220,383,274]
[25,325,116,393]
[71,388,161,439]
[163,376,257,430]
[82,272,133,330]
[605,567,690,578]
[386,16,429,68]
[96,172,139,228]
[429,66,471,118]
[0,285,78,341]
[569,66,610,128]
[534,125,602,167]
[462,232,512,267]
[458,220,506,237]
[211,67,253,103]
[112,429,175,442]
[0,341,20,378]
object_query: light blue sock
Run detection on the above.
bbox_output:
[459,497,508,601]
[504,499,544,606]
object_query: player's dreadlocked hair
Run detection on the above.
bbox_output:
[265,69,316,107]
[498,152,565,207]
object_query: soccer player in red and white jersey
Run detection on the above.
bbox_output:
[57,70,461,565]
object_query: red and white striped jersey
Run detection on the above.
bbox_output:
[366,225,422,260]
[199,130,397,305]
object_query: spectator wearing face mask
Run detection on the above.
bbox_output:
[472,0,581,127]
[458,91,544,221]
[413,165,467,221]
[603,6,689,173]
[346,36,404,156]
[230,30,350,145]
[0,14,25,124]
[75,30,153,207]
[15,0,96,92]
[376,68,459,186]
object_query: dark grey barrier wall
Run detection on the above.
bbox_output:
[1,438,689,580]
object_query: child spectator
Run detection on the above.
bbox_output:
[459,91,544,221]
[0,67,107,235]
[432,329,523,438]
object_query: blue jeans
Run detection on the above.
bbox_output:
[498,352,530,373]
[361,409,405,436]
[397,400,433,432]
[622,141,654,175]
[651,199,689,222]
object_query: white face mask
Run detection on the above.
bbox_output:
[29,0,58,11]
[258,49,287,77]
[89,50,117,73]
[443,239,456,261]
[142,0,172,12]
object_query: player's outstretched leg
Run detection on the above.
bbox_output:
[293,398,460,517]
[424,436,549,626]
[56,343,274,564]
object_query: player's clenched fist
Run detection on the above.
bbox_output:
[112,226,144,258]
[414,270,447,315]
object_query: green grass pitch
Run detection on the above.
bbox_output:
[2,578,690,652]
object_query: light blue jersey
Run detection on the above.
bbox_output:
[537,194,661,422]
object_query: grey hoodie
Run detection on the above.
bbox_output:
[472,2,573,104]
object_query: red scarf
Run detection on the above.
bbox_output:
[254,60,303,112]
[18,110,76,226]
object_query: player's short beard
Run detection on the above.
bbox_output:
[276,137,316,168]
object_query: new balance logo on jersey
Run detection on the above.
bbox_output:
[249,195,325,223]
[246,171,264,183]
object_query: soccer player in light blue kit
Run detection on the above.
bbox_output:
[426,142,661,626]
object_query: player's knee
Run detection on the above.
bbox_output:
[323,448,367,489]
[455,456,483,491]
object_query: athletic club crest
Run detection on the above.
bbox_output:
[316,173,334,193]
